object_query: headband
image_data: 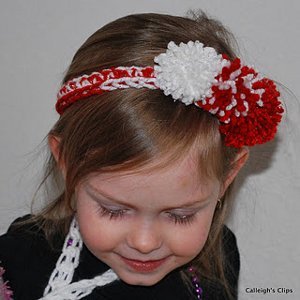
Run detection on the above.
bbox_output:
[56,40,284,148]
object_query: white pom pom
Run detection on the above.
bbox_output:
[154,40,225,105]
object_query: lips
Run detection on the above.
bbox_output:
[121,256,168,272]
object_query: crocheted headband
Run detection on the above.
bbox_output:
[56,40,284,148]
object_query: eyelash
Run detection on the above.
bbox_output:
[96,205,127,220]
[96,205,196,225]
[167,212,196,225]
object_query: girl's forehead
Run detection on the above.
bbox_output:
[85,151,218,200]
[90,150,203,183]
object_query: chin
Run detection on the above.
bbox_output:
[118,272,164,286]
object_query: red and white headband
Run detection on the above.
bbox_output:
[56,40,284,148]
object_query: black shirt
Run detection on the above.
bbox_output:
[0,215,240,299]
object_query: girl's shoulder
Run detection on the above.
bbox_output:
[222,224,240,272]
[0,214,61,261]
[0,215,62,300]
[222,225,240,297]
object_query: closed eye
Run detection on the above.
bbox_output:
[96,205,128,220]
[166,211,196,225]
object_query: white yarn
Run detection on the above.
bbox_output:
[154,40,227,105]
[40,269,118,300]
[57,67,157,99]
[43,218,83,295]
[39,218,118,300]
[100,77,157,91]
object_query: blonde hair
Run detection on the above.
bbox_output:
[21,10,242,299]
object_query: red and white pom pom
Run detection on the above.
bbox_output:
[195,55,284,147]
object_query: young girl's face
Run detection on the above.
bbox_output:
[75,152,223,286]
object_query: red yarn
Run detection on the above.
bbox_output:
[195,58,284,147]
[56,67,156,114]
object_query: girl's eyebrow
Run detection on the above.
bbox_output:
[86,183,210,210]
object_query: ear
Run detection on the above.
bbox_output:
[218,147,249,198]
[48,134,66,178]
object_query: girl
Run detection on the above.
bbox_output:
[0,10,283,300]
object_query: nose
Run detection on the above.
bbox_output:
[126,220,162,254]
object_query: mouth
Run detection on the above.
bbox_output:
[120,256,169,273]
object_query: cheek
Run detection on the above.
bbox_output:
[168,209,215,257]
[169,225,210,258]
[76,201,124,253]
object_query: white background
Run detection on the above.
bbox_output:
[0,1,299,299]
